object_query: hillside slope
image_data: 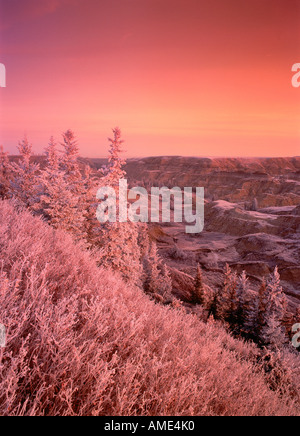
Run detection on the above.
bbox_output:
[0,201,299,416]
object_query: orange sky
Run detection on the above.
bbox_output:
[0,0,300,157]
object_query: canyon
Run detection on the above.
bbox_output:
[122,156,300,311]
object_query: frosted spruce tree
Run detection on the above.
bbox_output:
[235,270,258,335]
[45,136,59,171]
[250,278,268,342]
[159,262,173,303]
[98,220,143,287]
[137,222,151,258]
[10,136,39,208]
[260,267,288,348]
[0,145,12,199]
[191,264,207,306]
[60,130,82,185]
[143,242,162,295]
[39,134,84,240]
[238,274,258,338]
[97,128,143,288]
[102,127,126,187]
[81,163,101,248]
[217,264,239,325]
[143,242,172,303]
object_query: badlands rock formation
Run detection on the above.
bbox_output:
[125,156,300,207]
[124,157,300,311]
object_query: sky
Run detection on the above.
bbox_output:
[0,0,299,158]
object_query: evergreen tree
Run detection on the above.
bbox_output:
[81,164,101,248]
[39,136,61,218]
[235,270,256,334]
[143,242,162,295]
[45,136,59,171]
[97,128,143,287]
[143,242,173,302]
[236,271,248,306]
[60,130,81,185]
[241,294,258,339]
[262,267,287,346]
[255,278,268,341]
[158,262,173,302]
[217,264,238,325]
[261,315,286,350]
[266,267,287,320]
[10,136,39,208]
[191,264,206,306]
[226,272,239,326]
[137,223,150,259]
[39,169,83,237]
[39,134,84,239]
[0,145,11,199]
[259,268,288,347]
[98,220,143,287]
[102,127,126,187]
[207,288,220,319]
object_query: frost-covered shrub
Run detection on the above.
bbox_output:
[168,244,188,260]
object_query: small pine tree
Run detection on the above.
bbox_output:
[259,268,288,347]
[191,264,206,306]
[255,278,268,341]
[158,262,173,302]
[261,314,286,350]
[266,267,287,321]
[0,145,11,199]
[143,242,162,295]
[98,221,143,288]
[217,264,238,325]
[226,272,239,326]
[10,136,39,208]
[45,136,59,172]
[97,128,143,287]
[208,288,221,319]
[235,270,255,334]
[39,134,84,240]
[142,242,173,302]
[81,164,101,248]
[137,223,150,259]
[39,169,83,237]
[102,127,126,187]
[60,130,81,185]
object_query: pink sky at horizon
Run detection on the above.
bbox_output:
[0,0,300,158]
